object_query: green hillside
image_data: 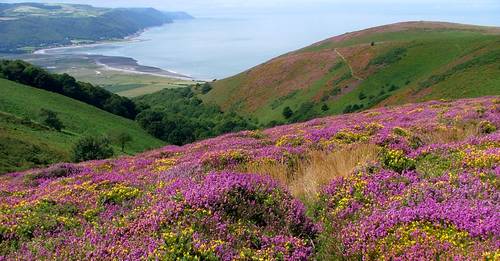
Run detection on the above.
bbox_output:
[205,21,500,125]
[0,78,164,174]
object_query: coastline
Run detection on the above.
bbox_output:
[32,38,144,55]
[92,56,193,80]
[32,23,195,81]
[33,23,159,55]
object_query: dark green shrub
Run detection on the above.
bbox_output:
[343,104,364,114]
[201,83,212,94]
[479,120,496,134]
[388,84,400,92]
[116,132,132,152]
[282,106,293,119]
[39,108,64,131]
[369,47,407,66]
[72,136,114,162]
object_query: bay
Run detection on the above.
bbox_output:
[41,11,498,80]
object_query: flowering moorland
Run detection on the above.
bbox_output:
[0,97,498,260]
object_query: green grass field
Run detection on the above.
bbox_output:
[69,69,198,97]
[0,78,164,174]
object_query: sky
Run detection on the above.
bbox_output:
[3,0,500,26]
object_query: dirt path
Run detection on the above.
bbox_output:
[335,48,364,81]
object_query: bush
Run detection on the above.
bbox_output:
[72,136,114,162]
[389,84,400,92]
[369,47,407,66]
[200,83,212,94]
[116,132,132,152]
[282,106,293,119]
[331,88,341,96]
[381,149,416,173]
[39,109,64,131]
[479,120,496,134]
[289,102,318,123]
[343,104,364,114]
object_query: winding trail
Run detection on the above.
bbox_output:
[334,48,364,81]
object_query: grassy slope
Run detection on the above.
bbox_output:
[204,21,500,124]
[0,78,164,173]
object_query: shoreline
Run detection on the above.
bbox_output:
[94,59,193,81]
[33,23,159,55]
[32,23,198,81]
[33,38,145,55]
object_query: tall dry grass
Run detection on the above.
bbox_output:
[420,121,479,144]
[242,143,380,201]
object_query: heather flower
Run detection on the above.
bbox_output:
[0,97,497,259]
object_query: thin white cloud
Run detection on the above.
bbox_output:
[3,0,499,19]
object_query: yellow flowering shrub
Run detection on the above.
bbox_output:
[99,184,141,205]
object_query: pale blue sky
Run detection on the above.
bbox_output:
[4,0,500,26]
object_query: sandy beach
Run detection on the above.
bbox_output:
[94,57,192,80]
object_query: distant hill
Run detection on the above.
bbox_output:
[0,3,192,53]
[0,78,164,174]
[163,11,194,20]
[204,21,500,125]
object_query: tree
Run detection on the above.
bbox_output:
[343,104,364,114]
[290,102,318,123]
[39,109,64,131]
[72,136,114,162]
[321,104,329,112]
[282,106,293,119]
[116,132,133,152]
[389,84,399,92]
[201,83,212,94]
[136,110,165,139]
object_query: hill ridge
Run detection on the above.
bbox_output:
[204,21,500,125]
